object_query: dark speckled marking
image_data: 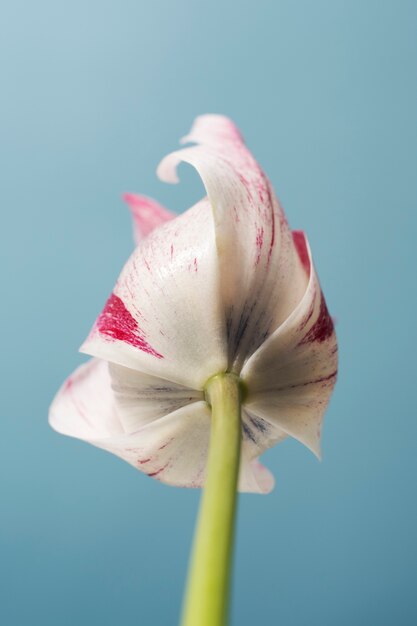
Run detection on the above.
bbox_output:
[242,422,257,443]
[148,464,168,478]
[249,414,269,434]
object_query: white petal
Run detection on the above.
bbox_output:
[49,358,210,485]
[123,193,175,245]
[81,198,227,389]
[238,452,275,494]
[98,401,212,487]
[49,358,275,493]
[241,407,288,457]
[109,362,203,433]
[241,232,338,457]
[97,404,274,493]
[49,359,123,440]
[157,114,308,372]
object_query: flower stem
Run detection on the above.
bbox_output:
[180,372,242,626]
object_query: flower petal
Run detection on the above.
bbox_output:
[123,193,175,245]
[49,358,270,493]
[108,362,203,434]
[241,407,288,457]
[238,454,275,494]
[157,114,309,372]
[49,360,210,485]
[81,198,227,389]
[49,359,123,440]
[241,232,338,457]
[93,404,275,493]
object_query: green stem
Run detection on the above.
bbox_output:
[180,372,242,626]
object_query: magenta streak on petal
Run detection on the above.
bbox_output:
[297,294,315,333]
[265,182,275,264]
[292,230,311,275]
[285,371,338,389]
[138,458,152,465]
[63,376,73,391]
[64,374,96,430]
[255,226,264,265]
[97,293,164,359]
[193,257,198,272]
[148,463,169,478]
[299,295,334,345]
[158,437,174,451]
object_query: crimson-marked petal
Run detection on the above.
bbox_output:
[49,359,270,492]
[81,198,227,389]
[99,405,276,493]
[119,407,277,493]
[49,359,123,440]
[241,232,338,457]
[238,452,275,494]
[157,114,309,372]
[49,358,210,484]
[123,193,175,245]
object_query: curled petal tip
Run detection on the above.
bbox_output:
[156,153,181,184]
[51,113,337,492]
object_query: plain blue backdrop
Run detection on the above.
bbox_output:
[1,1,416,625]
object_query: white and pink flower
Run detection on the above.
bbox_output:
[49,115,337,493]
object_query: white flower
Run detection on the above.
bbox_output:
[49,115,337,493]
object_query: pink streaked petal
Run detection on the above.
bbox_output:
[292,230,311,275]
[50,365,271,493]
[49,359,124,440]
[123,193,175,245]
[81,198,227,389]
[49,359,210,485]
[157,114,309,373]
[119,404,275,493]
[94,401,212,487]
[241,232,337,458]
[238,451,275,494]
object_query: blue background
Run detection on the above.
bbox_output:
[1,1,416,625]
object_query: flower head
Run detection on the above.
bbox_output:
[49,115,337,493]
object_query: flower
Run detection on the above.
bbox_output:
[49,115,337,494]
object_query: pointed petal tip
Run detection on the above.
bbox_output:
[304,435,322,461]
[285,423,322,461]
[122,191,138,206]
[121,192,175,243]
[79,337,92,357]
